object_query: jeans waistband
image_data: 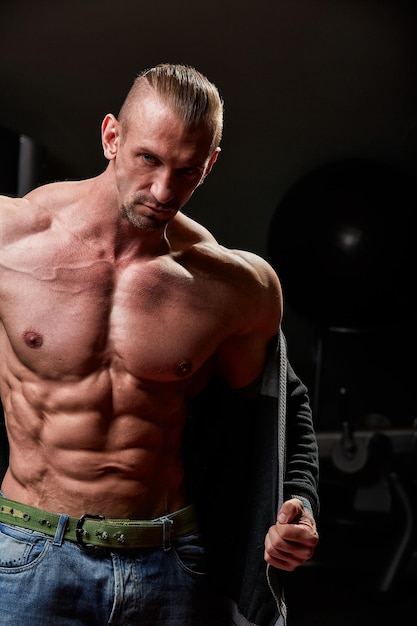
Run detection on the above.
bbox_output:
[0,496,199,550]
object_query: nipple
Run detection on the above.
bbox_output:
[175,360,192,377]
[23,330,43,349]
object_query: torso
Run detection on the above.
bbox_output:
[0,179,281,518]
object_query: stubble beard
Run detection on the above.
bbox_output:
[121,202,169,232]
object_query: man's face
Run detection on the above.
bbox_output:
[103,92,219,232]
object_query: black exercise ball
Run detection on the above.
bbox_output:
[267,159,416,329]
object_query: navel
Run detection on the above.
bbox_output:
[23,330,43,349]
[175,360,192,377]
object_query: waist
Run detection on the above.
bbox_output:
[0,495,199,550]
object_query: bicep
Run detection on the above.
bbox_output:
[214,251,283,389]
[214,331,273,390]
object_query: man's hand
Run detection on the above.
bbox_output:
[264,497,319,570]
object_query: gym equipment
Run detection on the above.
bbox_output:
[267,158,417,329]
[267,158,417,592]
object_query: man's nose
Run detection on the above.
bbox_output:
[150,170,175,204]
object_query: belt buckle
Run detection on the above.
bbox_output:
[76,513,105,549]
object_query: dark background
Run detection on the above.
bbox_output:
[1,1,417,623]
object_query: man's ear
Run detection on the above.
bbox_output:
[101,114,120,161]
[199,147,221,185]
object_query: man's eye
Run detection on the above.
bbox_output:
[142,154,157,165]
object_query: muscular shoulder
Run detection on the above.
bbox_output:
[192,239,282,388]
[224,247,281,292]
[169,212,283,330]
[168,211,218,249]
[172,210,280,284]
[219,247,283,334]
[0,181,86,245]
[0,192,49,246]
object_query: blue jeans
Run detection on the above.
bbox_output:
[0,514,209,625]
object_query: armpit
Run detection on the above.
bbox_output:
[234,374,263,398]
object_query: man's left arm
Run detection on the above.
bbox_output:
[264,358,320,569]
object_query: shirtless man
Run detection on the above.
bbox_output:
[0,64,318,625]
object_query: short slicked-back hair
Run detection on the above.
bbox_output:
[118,63,224,151]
